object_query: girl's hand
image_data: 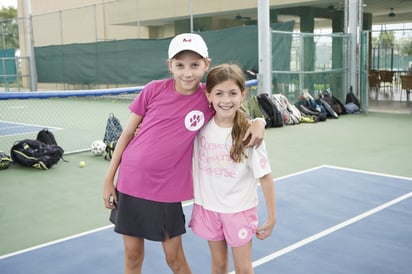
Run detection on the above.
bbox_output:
[244,118,265,147]
[103,179,118,209]
[255,220,276,240]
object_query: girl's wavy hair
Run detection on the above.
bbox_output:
[206,64,250,163]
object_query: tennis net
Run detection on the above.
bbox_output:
[0,80,258,154]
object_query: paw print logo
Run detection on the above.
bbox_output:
[185,110,205,131]
[190,114,201,127]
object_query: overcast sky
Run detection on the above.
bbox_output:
[1,0,17,8]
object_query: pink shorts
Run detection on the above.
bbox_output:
[189,204,258,247]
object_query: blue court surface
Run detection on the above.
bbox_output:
[1,166,411,273]
[0,121,61,137]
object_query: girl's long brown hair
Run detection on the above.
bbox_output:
[206,64,250,163]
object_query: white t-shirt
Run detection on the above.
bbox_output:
[193,118,272,213]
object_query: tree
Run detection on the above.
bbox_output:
[0,6,19,49]
[378,30,395,49]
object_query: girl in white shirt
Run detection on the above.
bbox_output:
[190,64,276,274]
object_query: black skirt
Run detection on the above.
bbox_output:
[110,191,187,241]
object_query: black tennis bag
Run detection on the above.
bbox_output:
[11,139,64,170]
[36,128,58,145]
[256,93,284,128]
[0,150,12,170]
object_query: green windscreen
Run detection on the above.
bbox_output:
[0,48,16,83]
[35,22,295,86]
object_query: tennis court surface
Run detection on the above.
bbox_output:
[1,165,411,273]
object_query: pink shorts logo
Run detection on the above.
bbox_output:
[238,228,248,240]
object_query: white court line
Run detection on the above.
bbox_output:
[0,120,63,130]
[228,191,412,274]
[0,120,63,137]
[0,225,113,260]
[321,164,412,181]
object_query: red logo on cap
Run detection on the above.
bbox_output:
[183,38,192,43]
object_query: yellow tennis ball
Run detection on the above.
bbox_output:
[79,161,86,168]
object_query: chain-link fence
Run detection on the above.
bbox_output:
[1,16,32,92]
[272,31,350,103]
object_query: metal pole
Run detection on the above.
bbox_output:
[59,11,64,44]
[190,0,193,33]
[94,4,97,42]
[346,0,360,96]
[0,23,6,88]
[1,22,6,49]
[136,0,140,38]
[24,0,37,91]
[257,0,272,94]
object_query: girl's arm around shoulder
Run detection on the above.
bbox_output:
[256,172,276,240]
[244,118,266,148]
[103,113,142,209]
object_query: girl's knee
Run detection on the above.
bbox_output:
[164,250,191,273]
[124,248,144,269]
[165,252,182,267]
[212,263,229,274]
[212,257,229,274]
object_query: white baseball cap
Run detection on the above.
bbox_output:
[168,33,208,59]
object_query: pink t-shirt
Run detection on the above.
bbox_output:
[116,79,213,203]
